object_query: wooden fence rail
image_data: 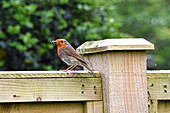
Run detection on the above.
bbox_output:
[0,38,156,113]
[148,70,170,113]
[0,71,103,113]
[0,70,170,113]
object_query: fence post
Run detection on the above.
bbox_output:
[77,38,154,113]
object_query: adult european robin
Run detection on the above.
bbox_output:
[51,39,96,77]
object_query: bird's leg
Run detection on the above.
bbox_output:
[61,65,74,72]
[69,65,77,71]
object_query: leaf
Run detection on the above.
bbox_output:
[19,32,39,47]
[25,58,31,64]
[2,1,11,8]
[9,0,23,6]
[84,4,91,11]
[10,41,27,51]
[0,60,5,67]
[43,65,52,70]
[7,25,21,34]
[24,21,34,28]
[48,44,54,49]
[36,9,54,23]
[25,4,38,15]
[59,0,69,4]
[0,32,7,39]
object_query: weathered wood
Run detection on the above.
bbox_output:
[0,102,84,113]
[0,71,102,112]
[147,70,170,100]
[0,71,100,78]
[84,101,93,113]
[158,100,170,113]
[83,51,148,113]
[147,71,170,113]
[84,101,103,113]
[77,38,154,113]
[77,38,154,54]
[149,99,158,113]
[0,77,102,102]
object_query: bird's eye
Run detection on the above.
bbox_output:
[61,41,64,43]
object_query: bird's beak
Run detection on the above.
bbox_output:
[51,40,57,44]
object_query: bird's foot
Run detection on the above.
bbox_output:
[60,69,68,72]
[69,69,76,71]
[60,69,76,72]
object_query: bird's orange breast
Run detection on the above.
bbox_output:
[57,43,67,59]
[57,47,62,59]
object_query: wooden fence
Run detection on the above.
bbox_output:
[77,38,154,113]
[0,71,103,113]
[148,70,170,113]
[0,71,170,113]
[0,38,161,113]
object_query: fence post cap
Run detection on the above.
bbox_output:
[77,38,154,54]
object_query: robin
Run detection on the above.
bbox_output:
[51,39,96,77]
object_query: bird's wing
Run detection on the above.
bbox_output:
[62,45,88,65]
[61,45,96,77]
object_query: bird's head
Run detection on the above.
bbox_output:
[51,39,70,47]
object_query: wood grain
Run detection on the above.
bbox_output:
[84,101,103,113]
[147,71,170,100]
[0,102,84,113]
[77,38,154,54]
[149,99,158,113]
[0,71,100,78]
[158,100,170,113]
[147,71,170,113]
[0,78,102,102]
[83,51,148,113]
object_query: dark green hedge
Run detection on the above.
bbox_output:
[0,0,130,70]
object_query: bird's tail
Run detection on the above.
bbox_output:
[81,63,96,77]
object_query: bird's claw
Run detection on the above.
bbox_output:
[60,69,76,72]
[69,69,76,71]
[60,69,68,72]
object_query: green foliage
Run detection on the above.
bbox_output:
[7,25,21,34]
[114,0,170,69]
[0,0,129,70]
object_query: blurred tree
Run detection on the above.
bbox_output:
[0,0,130,70]
[115,0,170,69]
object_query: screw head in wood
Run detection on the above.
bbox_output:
[163,84,167,88]
[150,83,154,87]
[164,90,168,93]
[37,97,42,102]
